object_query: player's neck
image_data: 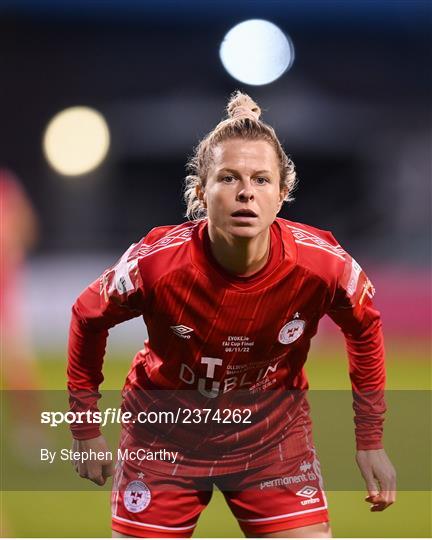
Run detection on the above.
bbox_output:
[207,226,270,277]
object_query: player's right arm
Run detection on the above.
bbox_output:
[67,243,145,484]
[326,247,396,510]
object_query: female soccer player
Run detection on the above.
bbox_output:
[68,92,396,538]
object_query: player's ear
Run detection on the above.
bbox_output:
[196,182,207,208]
[277,185,288,212]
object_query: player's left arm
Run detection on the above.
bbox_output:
[327,252,396,511]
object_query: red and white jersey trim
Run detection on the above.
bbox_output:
[108,243,138,295]
[112,514,197,531]
[287,224,346,261]
[137,224,198,259]
[237,504,328,523]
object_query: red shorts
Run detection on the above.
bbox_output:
[111,441,329,537]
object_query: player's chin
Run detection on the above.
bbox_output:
[228,222,263,238]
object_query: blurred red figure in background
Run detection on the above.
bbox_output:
[0,168,39,391]
[0,168,41,536]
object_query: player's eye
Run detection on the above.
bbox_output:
[255,176,270,185]
[221,175,236,183]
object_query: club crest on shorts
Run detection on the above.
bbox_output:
[124,480,151,513]
[278,319,306,344]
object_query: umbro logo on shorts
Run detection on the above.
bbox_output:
[170,324,194,339]
[296,486,317,498]
[296,485,320,506]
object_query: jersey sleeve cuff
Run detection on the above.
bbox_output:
[70,425,102,440]
[356,440,384,451]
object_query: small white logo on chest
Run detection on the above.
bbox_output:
[278,319,306,345]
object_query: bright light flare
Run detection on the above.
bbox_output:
[43,106,110,176]
[220,19,294,86]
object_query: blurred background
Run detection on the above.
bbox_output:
[0,0,430,537]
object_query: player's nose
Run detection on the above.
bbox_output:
[236,180,254,201]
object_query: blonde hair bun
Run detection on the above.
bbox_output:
[226,91,261,121]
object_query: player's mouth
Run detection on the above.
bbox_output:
[231,209,258,220]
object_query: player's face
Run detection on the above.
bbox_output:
[199,138,285,239]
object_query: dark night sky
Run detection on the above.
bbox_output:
[1,1,430,261]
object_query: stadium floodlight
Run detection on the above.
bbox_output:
[43,106,110,176]
[219,19,294,86]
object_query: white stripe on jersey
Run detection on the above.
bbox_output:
[292,240,346,261]
[138,238,192,259]
[137,223,198,259]
[287,224,346,261]
[112,432,130,517]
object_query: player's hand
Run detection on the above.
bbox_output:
[72,435,114,486]
[356,448,396,511]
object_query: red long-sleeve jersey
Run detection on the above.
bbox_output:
[68,218,385,474]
